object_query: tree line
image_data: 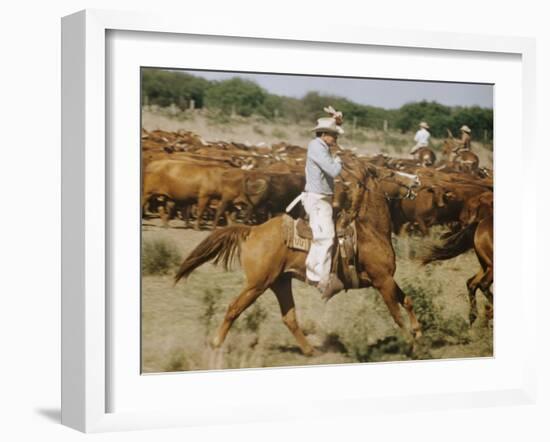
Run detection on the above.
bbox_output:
[141,68,493,140]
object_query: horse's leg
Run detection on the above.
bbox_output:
[467,269,484,325]
[401,293,422,338]
[480,267,494,320]
[374,276,420,340]
[270,274,315,356]
[211,285,265,349]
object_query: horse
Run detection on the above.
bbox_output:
[422,215,493,325]
[414,147,436,167]
[174,164,423,356]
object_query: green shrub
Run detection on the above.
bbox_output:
[141,238,181,275]
[205,78,267,117]
[340,313,371,361]
[402,280,470,349]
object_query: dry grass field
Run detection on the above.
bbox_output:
[142,108,493,168]
[141,109,494,373]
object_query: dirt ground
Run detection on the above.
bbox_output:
[141,218,493,373]
[140,109,493,373]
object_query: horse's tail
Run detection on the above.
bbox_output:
[174,225,252,284]
[422,222,477,265]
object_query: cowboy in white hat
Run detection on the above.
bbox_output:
[454,125,472,153]
[410,121,431,155]
[303,107,345,299]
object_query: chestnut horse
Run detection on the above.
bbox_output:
[415,147,436,167]
[422,215,493,324]
[174,166,422,355]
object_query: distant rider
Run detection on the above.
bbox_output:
[410,121,431,156]
[454,125,472,153]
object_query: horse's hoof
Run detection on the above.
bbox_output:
[210,336,222,349]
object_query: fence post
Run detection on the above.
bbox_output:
[169,103,177,116]
[189,99,195,111]
[352,116,357,141]
[383,119,388,132]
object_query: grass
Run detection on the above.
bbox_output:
[271,128,288,139]
[140,218,493,372]
[401,279,471,359]
[141,238,181,275]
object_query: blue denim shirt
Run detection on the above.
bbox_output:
[304,137,342,195]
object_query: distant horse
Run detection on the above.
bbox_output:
[174,164,422,355]
[441,134,480,174]
[423,215,493,324]
[414,147,436,167]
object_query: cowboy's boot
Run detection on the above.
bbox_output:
[320,273,345,303]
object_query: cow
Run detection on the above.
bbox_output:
[142,160,229,229]
[391,185,456,236]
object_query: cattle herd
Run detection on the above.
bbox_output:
[142,127,494,351]
[142,128,492,236]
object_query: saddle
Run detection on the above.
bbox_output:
[281,213,360,289]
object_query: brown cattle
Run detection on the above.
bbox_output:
[142,160,229,229]
[459,191,493,226]
[391,185,455,236]
[239,171,306,221]
[193,168,306,229]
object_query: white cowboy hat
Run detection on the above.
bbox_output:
[419,121,430,129]
[460,125,471,133]
[312,117,344,135]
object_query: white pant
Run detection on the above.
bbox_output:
[303,192,334,283]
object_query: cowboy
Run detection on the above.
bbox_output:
[410,121,431,155]
[454,125,472,152]
[303,111,345,299]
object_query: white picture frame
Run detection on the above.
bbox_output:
[61,9,537,433]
